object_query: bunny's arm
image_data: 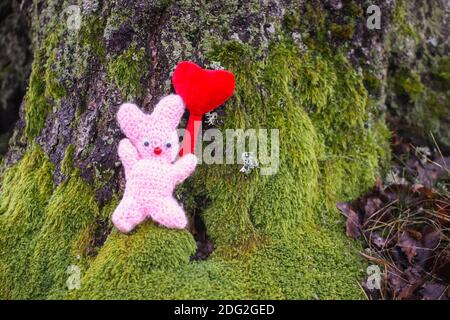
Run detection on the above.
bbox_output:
[118,138,139,175]
[173,154,198,184]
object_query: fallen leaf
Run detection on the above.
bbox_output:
[345,208,361,238]
[398,231,420,263]
[420,282,448,300]
[415,185,436,200]
[397,268,424,300]
[388,267,407,297]
[434,249,450,282]
[365,231,388,249]
[363,196,384,222]
[336,202,352,217]
[337,202,362,238]
[416,227,441,268]
[342,136,450,300]
[398,284,419,300]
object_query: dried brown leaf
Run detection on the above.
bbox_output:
[336,202,352,217]
[398,231,420,263]
[420,282,448,300]
[345,208,361,238]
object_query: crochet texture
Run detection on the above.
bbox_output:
[112,94,197,233]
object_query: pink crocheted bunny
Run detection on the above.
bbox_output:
[112,94,197,233]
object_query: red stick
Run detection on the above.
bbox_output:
[179,114,202,157]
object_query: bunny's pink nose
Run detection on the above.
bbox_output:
[153,147,162,155]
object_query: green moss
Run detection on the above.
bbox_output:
[431,57,450,91]
[0,145,101,299]
[69,223,197,299]
[24,30,66,139]
[24,57,49,139]
[61,144,75,176]
[392,0,420,42]
[345,1,363,18]
[79,16,107,62]
[392,71,425,101]
[107,42,148,99]
[301,1,328,46]
[283,1,364,49]
[44,33,66,100]
[27,170,100,299]
[0,145,54,299]
[363,71,382,94]
[329,23,355,41]
[282,12,301,32]
[282,1,328,48]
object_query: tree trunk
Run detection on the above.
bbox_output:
[0,0,447,299]
[0,1,31,154]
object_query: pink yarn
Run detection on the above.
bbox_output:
[112,94,197,233]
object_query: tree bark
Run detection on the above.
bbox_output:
[0,0,447,299]
[0,1,31,154]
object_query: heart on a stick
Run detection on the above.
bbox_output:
[172,61,235,156]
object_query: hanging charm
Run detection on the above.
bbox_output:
[240,152,259,174]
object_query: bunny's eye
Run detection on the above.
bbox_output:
[166,142,172,148]
[143,141,150,147]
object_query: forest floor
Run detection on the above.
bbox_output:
[338,133,449,300]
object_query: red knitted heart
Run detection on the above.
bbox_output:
[172,61,235,116]
[172,61,235,156]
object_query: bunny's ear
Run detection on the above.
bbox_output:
[151,94,185,129]
[117,103,147,141]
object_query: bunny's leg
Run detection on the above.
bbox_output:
[147,197,188,229]
[112,196,146,233]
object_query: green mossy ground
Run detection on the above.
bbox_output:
[0,145,54,299]
[0,38,389,299]
[0,145,100,299]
